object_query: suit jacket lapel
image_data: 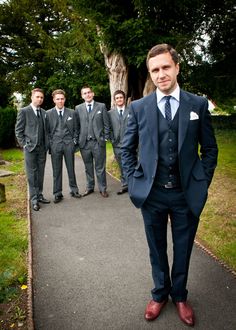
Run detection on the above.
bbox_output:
[29,106,37,121]
[51,108,59,135]
[82,103,87,117]
[178,90,191,153]
[91,102,98,119]
[145,92,158,152]
[63,107,70,123]
[115,108,120,121]
[123,108,129,120]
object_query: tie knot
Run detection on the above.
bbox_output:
[59,110,62,118]
[36,108,40,117]
[119,109,123,116]
[165,95,171,102]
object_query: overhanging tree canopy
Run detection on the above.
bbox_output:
[0,0,235,107]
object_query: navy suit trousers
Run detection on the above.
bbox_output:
[141,183,199,302]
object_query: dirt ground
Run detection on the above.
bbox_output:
[0,289,28,330]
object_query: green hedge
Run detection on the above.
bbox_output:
[0,107,17,148]
[212,114,236,129]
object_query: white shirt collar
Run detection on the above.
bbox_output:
[31,103,40,115]
[86,101,94,108]
[156,84,180,103]
[56,107,64,114]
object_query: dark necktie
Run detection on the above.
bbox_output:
[165,96,172,122]
[88,104,92,113]
[36,108,40,118]
[119,109,123,117]
[59,110,63,119]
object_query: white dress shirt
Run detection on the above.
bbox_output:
[156,85,180,119]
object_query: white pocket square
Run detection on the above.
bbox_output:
[97,111,102,114]
[67,116,72,121]
[190,112,199,120]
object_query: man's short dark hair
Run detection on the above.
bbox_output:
[114,90,126,99]
[81,85,93,93]
[52,89,66,98]
[146,44,179,69]
[31,88,44,95]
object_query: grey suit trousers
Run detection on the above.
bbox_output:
[113,145,127,187]
[50,142,78,196]
[80,140,107,192]
[24,145,46,204]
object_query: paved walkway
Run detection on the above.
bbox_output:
[32,155,236,330]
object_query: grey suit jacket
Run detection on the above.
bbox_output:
[108,106,129,147]
[46,107,76,143]
[122,90,218,218]
[74,101,110,148]
[15,105,48,152]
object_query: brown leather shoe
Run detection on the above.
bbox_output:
[175,302,195,326]
[144,299,168,321]
[100,191,109,198]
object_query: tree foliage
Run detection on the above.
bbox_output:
[0,0,235,106]
[70,0,235,103]
[0,0,109,108]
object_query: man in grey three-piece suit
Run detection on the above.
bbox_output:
[74,86,110,198]
[15,88,50,211]
[46,89,81,203]
[108,90,129,195]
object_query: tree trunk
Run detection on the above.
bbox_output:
[97,27,128,107]
[103,51,128,107]
[0,183,6,203]
[143,73,156,96]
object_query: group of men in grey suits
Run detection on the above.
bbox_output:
[15,87,129,210]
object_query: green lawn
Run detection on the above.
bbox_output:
[199,129,236,270]
[0,149,28,303]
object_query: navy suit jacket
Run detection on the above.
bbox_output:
[121,90,218,218]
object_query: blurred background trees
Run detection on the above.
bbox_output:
[0,0,235,111]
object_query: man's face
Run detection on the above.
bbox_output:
[53,93,65,109]
[148,52,179,95]
[81,88,94,103]
[114,93,125,107]
[31,92,44,107]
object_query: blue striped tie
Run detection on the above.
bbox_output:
[165,96,172,122]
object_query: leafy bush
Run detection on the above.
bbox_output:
[212,114,236,129]
[0,106,17,148]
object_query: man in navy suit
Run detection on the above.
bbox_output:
[121,44,218,326]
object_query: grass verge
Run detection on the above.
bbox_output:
[199,129,236,271]
[0,148,28,329]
